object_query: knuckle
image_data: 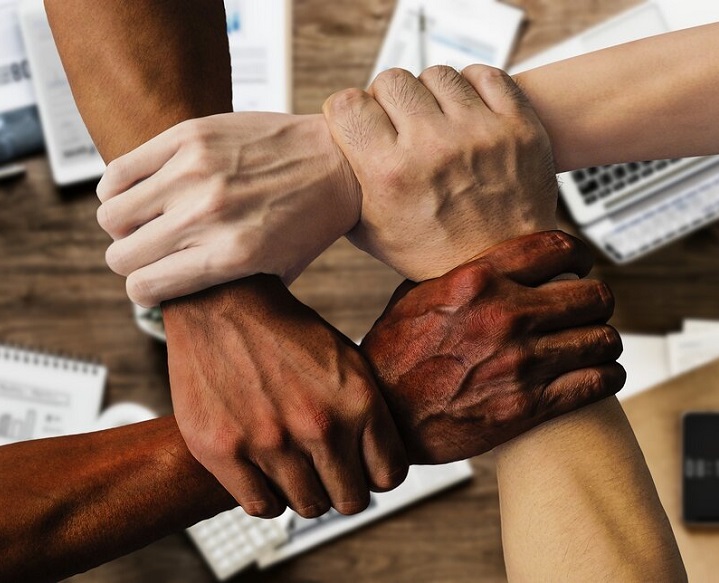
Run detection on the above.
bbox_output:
[447,262,494,300]
[597,325,623,359]
[243,500,282,519]
[177,118,211,145]
[96,203,115,235]
[294,500,331,519]
[299,408,339,445]
[463,63,502,84]
[372,67,414,101]
[125,271,156,307]
[581,368,605,396]
[324,88,366,116]
[104,242,130,276]
[421,64,456,83]
[371,464,409,492]
[592,280,615,315]
[254,424,291,456]
[334,495,371,516]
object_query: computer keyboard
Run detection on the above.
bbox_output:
[572,158,686,205]
[186,507,288,580]
[588,169,719,262]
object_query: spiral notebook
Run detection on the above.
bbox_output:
[0,344,106,445]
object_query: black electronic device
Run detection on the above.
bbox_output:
[683,412,719,524]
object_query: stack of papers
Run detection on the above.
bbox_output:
[370,0,523,81]
[619,320,719,401]
[0,0,42,165]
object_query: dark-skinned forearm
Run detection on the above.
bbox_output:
[0,417,235,582]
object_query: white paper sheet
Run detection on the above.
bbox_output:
[370,0,523,81]
[225,0,291,113]
[0,345,106,445]
[667,330,719,377]
[617,333,671,401]
[0,0,34,113]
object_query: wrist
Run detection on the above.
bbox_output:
[306,114,362,235]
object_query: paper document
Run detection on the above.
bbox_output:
[0,345,106,445]
[0,0,42,164]
[617,333,671,400]
[225,0,292,113]
[617,319,719,401]
[667,330,719,377]
[371,0,523,81]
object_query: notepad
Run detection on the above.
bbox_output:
[0,344,106,445]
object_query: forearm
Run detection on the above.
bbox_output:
[0,417,235,582]
[495,398,686,582]
[45,0,232,160]
[515,23,719,172]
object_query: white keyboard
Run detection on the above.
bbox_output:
[185,461,474,579]
[186,507,288,580]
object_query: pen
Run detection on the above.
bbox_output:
[418,6,428,71]
[0,164,26,182]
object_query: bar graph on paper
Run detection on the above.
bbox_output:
[223,0,291,113]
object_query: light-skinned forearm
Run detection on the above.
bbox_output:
[0,417,235,582]
[495,399,686,582]
[514,23,719,172]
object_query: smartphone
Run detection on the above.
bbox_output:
[683,412,719,525]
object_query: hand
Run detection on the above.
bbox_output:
[361,231,625,464]
[323,65,559,281]
[163,275,408,518]
[95,113,361,307]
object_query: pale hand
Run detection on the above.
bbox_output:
[96,113,360,307]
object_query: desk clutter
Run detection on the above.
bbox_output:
[0,337,474,581]
[0,0,291,185]
[371,0,523,80]
[0,343,106,444]
[618,319,719,401]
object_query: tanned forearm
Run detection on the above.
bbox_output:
[495,399,686,582]
[0,0,240,578]
[0,417,235,582]
[514,23,719,172]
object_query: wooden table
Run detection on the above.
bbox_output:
[2,0,719,581]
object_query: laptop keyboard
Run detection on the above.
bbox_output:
[589,170,719,262]
[572,159,685,205]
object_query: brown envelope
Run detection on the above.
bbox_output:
[623,358,719,581]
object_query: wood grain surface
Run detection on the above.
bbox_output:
[2,0,718,581]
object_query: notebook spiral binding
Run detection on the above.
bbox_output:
[0,342,103,375]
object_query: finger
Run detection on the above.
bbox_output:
[368,68,443,134]
[360,402,409,493]
[418,65,487,114]
[311,440,371,515]
[127,247,232,307]
[461,64,533,117]
[323,88,398,179]
[259,453,332,519]
[529,278,615,331]
[97,123,186,202]
[96,171,175,240]
[540,362,627,416]
[104,212,181,277]
[211,461,286,519]
[532,325,623,378]
[474,231,594,285]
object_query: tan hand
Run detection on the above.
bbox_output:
[323,65,558,281]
